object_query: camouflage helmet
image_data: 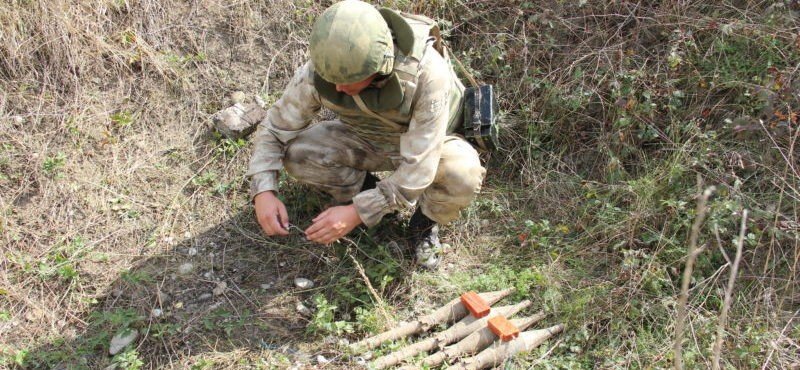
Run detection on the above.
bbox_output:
[310,0,394,85]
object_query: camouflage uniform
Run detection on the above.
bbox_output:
[246,7,485,228]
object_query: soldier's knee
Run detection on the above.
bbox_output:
[436,160,485,199]
[437,141,485,197]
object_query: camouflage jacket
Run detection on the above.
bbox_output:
[246,42,455,227]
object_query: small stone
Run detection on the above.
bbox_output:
[361,351,373,360]
[203,271,213,279]
[338,338,350,346]
[174,301,184,309]
[151,308,163,318]
[355,357,367,366]
[279,262,286,267]
[198,293,213,302]
[187,247,198,256]
[212,282,227,296]
[316,355,330,364]
[109,329,138,355]
[178,262,194,275]
[184,231,191,238]
[294,278,314,289]
[111,288,123,298]
[260,282,273,290]
[296,302,312,316]
[11,115,24,125]
[231,91,246,104]
[24,308,44,322]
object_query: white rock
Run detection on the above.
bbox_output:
[279,262,286,267]
[316,355,330,364]
[294,278,314,289]
[184,231,191,238]
[212,282,227,296]
[11,115,24,125]
[211,103,265,140]
[151,308,163,318]
[203,271,213,279]
[187,247,198,256]
[296,302,312,316]
[178,262,194,275]
[260,282,273,290]
[355,357,367,366]
[109,329,138,355]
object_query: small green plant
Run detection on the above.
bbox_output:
[307,294,353,336]
[190,358,215,370]
[111,348,144,370]
[35,236,89,281]
[192,171,218,187]
[163,51,207,66]
[42,152,66,178]
[0,311,11,321]
[214,134,247,157]
[110,111,134,127]
[120,269,154,284]
[521,219,569,249]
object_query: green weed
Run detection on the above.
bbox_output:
[112,348,144,370]
[110,111,134,127]
[307,294,353,336]
[42,152,66,178]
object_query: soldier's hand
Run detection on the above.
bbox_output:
[254,191,290,236]
[305,205,363,245]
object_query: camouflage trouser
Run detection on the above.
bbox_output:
[283,121,485,224]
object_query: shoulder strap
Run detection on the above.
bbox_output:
[352,94,407,131]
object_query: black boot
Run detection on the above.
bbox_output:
[361,172,379,192]
[409,208,441,269]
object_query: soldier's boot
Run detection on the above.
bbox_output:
[361,172,379,192]
[409,208,441,269]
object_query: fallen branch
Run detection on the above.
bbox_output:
[712,209,747,370]
[451,324,565,370]
[421,312,546,368]
[674,185,715,370]
[371,300,532,369]
[350,288,513,352]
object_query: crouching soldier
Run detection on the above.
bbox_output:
[246,0,485,268]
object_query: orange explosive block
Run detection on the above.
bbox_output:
[460,291,491,318]
[488,315,521,341]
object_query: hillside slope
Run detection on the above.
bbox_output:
[1,1,798,369]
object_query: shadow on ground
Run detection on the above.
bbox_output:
[26,205,414,369]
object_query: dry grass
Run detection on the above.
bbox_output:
[1,0,799,369]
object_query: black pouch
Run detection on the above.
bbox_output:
[463,85,499,151]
